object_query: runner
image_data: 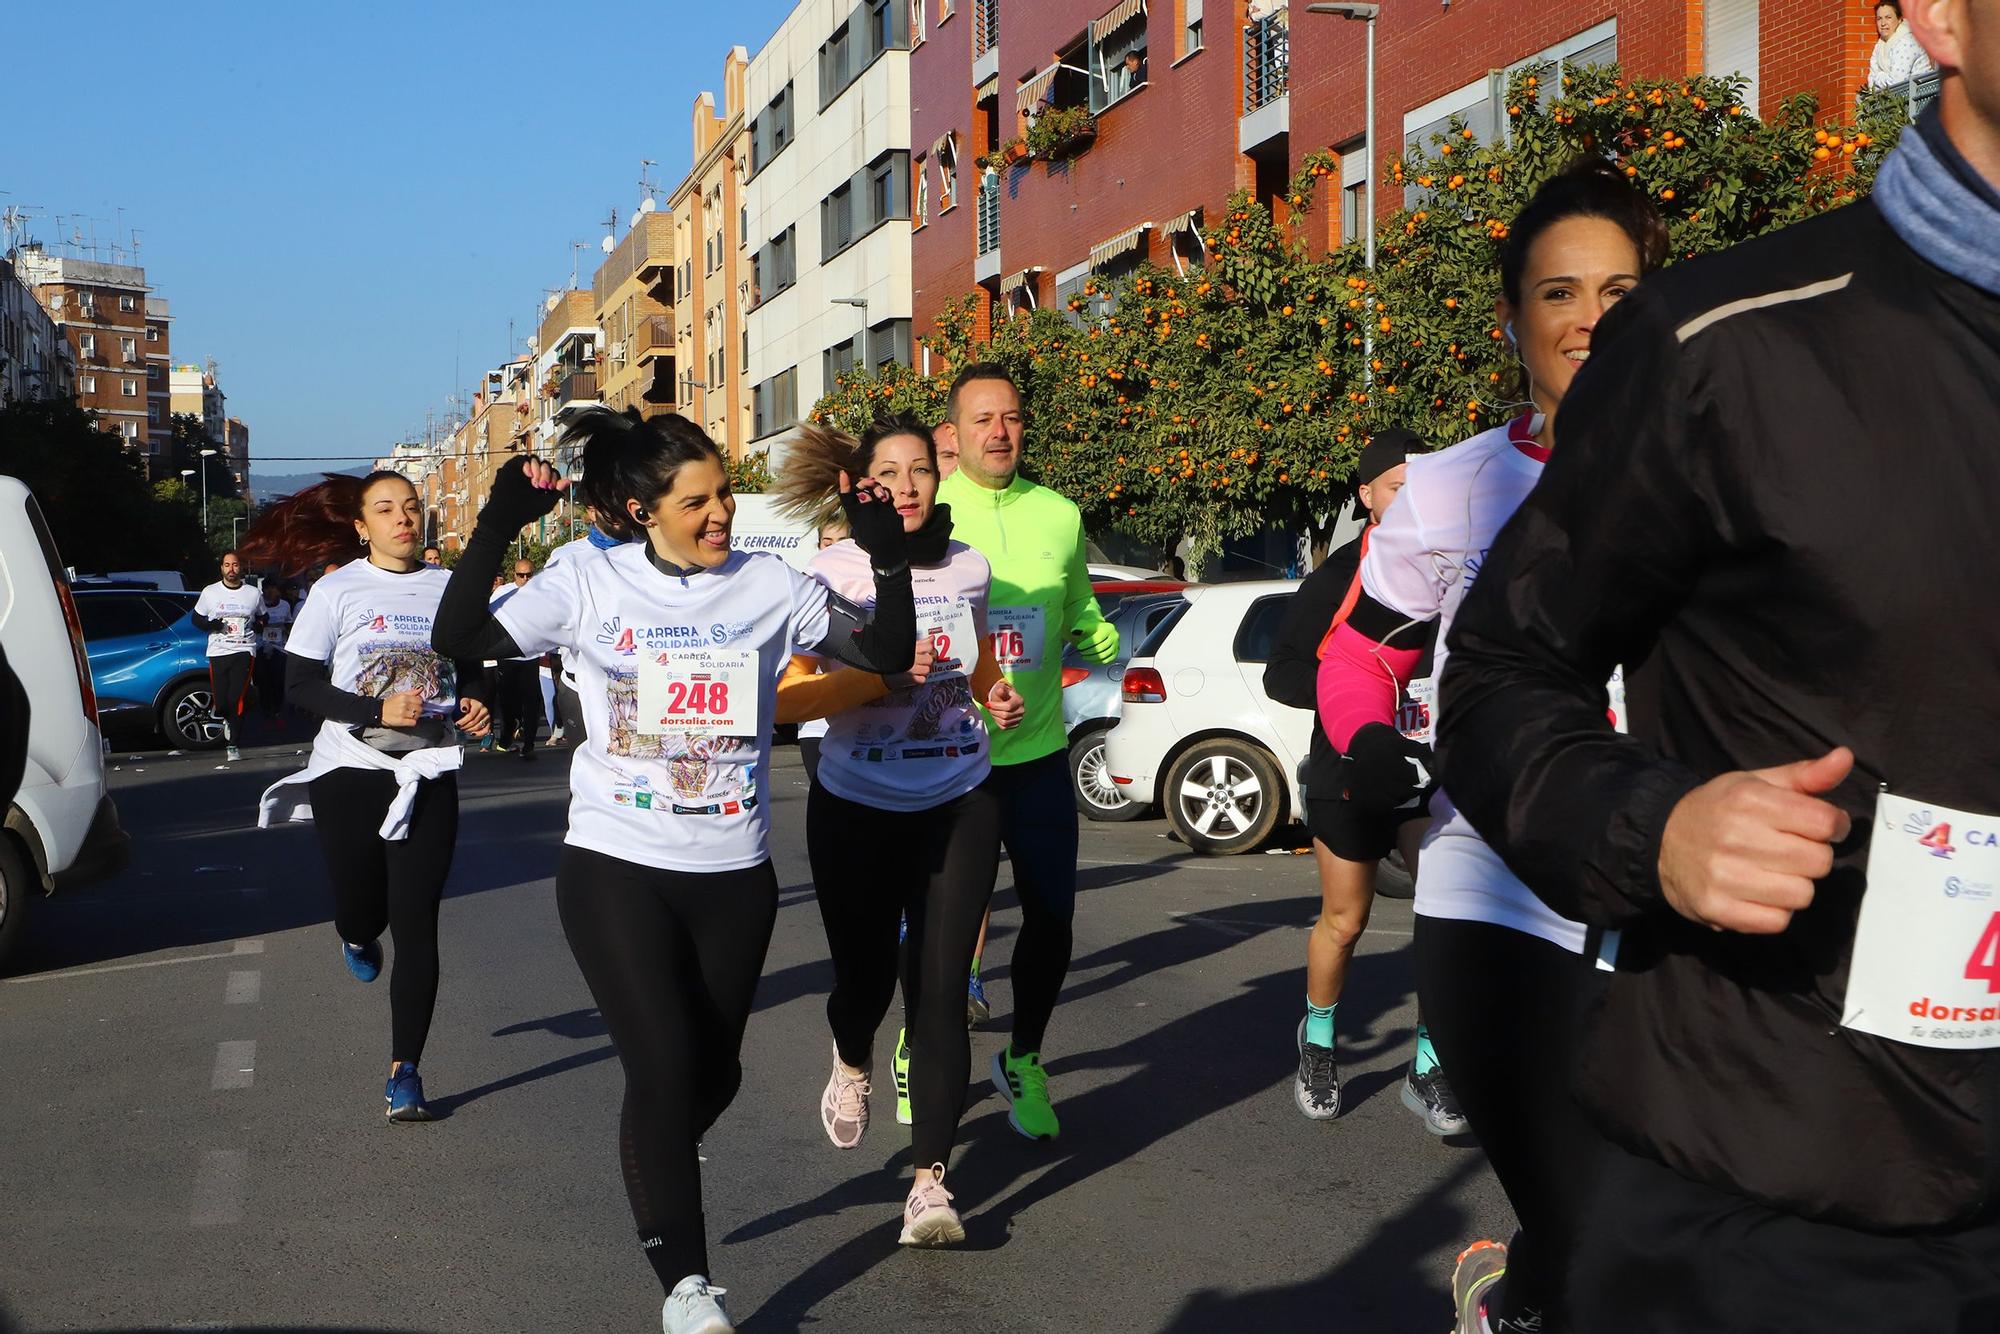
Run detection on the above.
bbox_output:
[191,550,263,762]
[1263,429,1463,1131]
[540,505,634,749]
[771,414,1025,1245]
[488,557,544,761]
[1312,159,1667,1332]
[1439,17,2000,1327]
[430,406,916,1334]
[241,471,493,1122]
[934,363,1119,1140]
[253,579,293,721]
[793,514,851,789]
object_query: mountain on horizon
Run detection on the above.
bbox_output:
[250,468,365,502]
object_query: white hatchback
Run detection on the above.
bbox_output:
[1103,580,1312,854]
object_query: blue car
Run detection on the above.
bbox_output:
[75,589,228,749]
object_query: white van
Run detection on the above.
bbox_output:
[0,476,128,969]
[729,493,818,573]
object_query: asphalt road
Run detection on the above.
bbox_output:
[1,724,1511,1333]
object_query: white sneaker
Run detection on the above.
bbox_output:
[661,1274,732,1334]
[899,1161,965,1246]
[820,1047,871,1149]
[225,746,242,763]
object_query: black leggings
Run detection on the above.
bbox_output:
[308,767,459,1065]
[1414,915,1600,1332]
[807,782,1001,1167]
[495,660,543,751]
[209,654,253,741]
[986,752,1078,1055]
[556,846,779,1290]
[254,651,286,716]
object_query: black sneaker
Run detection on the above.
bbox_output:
[1401,1062,1468,1136]
[1293,1018,1340,1120]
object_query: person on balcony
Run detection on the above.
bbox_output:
[1868,0,1935,89]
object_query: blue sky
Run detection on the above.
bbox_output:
[7,0,795,476]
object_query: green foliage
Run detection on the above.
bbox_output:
[813,65,1906,573]
[727,448,773,495]
[1025,106,1098,161]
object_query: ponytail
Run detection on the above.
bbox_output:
[562,406,724,529]
[772,412,936,527]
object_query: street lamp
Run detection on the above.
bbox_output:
[1308,3,1380,380]
[198,447,218,534]
[830,296,869,371]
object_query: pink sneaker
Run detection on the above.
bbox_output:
[820,1050,871,1149]
[899,1161,965,1247]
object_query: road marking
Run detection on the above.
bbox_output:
[224,970,261,1005]
[212,1040,256,1090]
[189,1149,247,1227]
[5,938,264,985]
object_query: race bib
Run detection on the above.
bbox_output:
[923,602,980,681]
[988,605,1045,674]
[1842,789,2000,1050]
[636,651,760,737]
[1397,676,1436,744]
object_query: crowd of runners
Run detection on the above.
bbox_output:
[215,11,1999,1332]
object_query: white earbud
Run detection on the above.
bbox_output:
[1504,319,1516,347]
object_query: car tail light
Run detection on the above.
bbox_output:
[52,575,98,726]
[1121,666,1166,703]
[1060,666,1090,689]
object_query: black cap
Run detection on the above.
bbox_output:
[1356,428,1423,489]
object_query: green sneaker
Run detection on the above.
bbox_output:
[991,1046,1059,1140]
[894,1027,913,1126]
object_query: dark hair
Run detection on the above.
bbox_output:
[239,469,413,576]
[1875,0,1901,14]
[1498,157,1670,306]
[944,362,1020,425]
[771,412,936,526]
[220,548,241,562]
[561,407,726,528]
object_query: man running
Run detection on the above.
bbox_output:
[191,550,262,762]
[1438,7,2000,1327]
[253,578,293,720]
[936,363,1118,1139]
[487,558,544,760]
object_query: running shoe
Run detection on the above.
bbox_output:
[225,745,242,763]
[385,1065,434,1123]
[1293,1017,1340,1121]
[341,939,383,984]
[966,972,991,1027]
[661,1275,733,1334]
[1402,1063,1469,1136]
[893,1028,913,1126]
[1450,1239,1509,1334]
[899,1161,965,1247]
[991,1046,1059,1140]
[820,1049,871,1149]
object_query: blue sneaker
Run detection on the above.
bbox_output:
[342,939,382,984]
[966,972,991,1026]
[385,1064,434,1122]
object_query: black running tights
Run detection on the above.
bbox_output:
[807,782,1001,1168]
[1414,915,1601,1332]
[985,752,1078,1055]
[308,767,459,1066]
[556,846,779,1290]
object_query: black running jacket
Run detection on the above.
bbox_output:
[1437,196,2000,1230]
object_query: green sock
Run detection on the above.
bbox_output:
[1414,1023,1440,1077]
[970,954,981,979]
[1305,1000,1336,1049]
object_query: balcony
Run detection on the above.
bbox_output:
[975,179,1002,282]
[1241,8,1290,151]
[593,212,677,308]
[635,314,673,361]
[558,370,600,406]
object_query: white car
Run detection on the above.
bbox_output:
[1103,580,1312,854]
[0,477,128,970]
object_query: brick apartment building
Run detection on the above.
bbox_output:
[16,248,171,463]
[911,0,1877,342]
[593,209,678,427]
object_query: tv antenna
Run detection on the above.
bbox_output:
[569,239,590,289]
[639,159,662,208]
[601,206,619,252]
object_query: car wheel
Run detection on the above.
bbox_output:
[162,679,227,750]
[1070,727,1147,822]
[0,837,31,975]
[1166,738,1284,855]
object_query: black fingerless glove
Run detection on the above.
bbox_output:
[1343,722,1436,813]
[839,486,909,576]
[482,457,563,532]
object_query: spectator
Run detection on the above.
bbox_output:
[1868,0,1934,88]
[1115,49,1147,98]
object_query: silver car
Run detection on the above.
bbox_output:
[1060,589,1187,821]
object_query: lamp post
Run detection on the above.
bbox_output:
[1307,3,1380,379]
[830,296,869,372]
[198,446,218,534]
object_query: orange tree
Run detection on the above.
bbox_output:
[813,64,1906,574]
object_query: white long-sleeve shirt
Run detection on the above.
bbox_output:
[1868,24,1934,89]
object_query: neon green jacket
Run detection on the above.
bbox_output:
[939,470,1109,766]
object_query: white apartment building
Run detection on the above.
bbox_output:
[744,0,915,456]
[0,257,73,405]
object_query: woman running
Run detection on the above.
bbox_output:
[244,470,493,1123]
[1314,158,1667,1334]
[429,406,915,1334]
[771,415,1023,1247]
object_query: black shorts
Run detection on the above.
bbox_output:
[1306,790,1431,862]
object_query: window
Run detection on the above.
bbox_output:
[147,363,162,382]
[760,226,798,295]
[1178,0,1203,57]
[937,134,959,210]
[148,402,161,424]
[121,377,138,397]
[1054,262,1092,328]
[915,155,930,226]
[870,158,897,227]
[941,0,954,17]
[867,319,913,368]
[750,82,794,176]
[823,183,856,259]
[753,366,799,439]
[118,293,136,312]
[75,594,163,641]
[79,374,97,393]
[910,0,925,43]
[1233,594,1293,664]
[121,420,140,440]
[1339,145,1369,245]
[820,152,911,261]
[820,22,853,107]
[147,324,161,343]
[121,336,137,362]
[78,292,96,317]
[1089,2,1149,113]
[820,0,908,109]
[873,0,895,53]
[823,335,861,386]
[80,333,96,359]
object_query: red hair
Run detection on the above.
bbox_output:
[239,470,413,577]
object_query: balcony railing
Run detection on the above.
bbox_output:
[635,314,673,360]
[1244,10,1290,114]
[977,179,1002,256]
[1862,68,1942,121]
[558,370,600,405]
[975,0,998,57]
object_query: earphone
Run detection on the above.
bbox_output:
[1504,318,1516,346]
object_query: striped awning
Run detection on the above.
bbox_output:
[1017,61,1061,116]
[1000,266,1042,295]
[1088,221,1154,270]
[1163,206,1203,236]
[1090,0,1147,45]
[931,131,957,158]
[976,73,1000,100]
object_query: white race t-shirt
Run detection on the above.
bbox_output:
[194,580,264,658]
[1361,415,1587,954]
[255,598,292,653]
[285,562,461,749]
[806,539,993,813]
[495,544,832,873]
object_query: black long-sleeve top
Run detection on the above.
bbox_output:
[1436,197,2000,1230]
